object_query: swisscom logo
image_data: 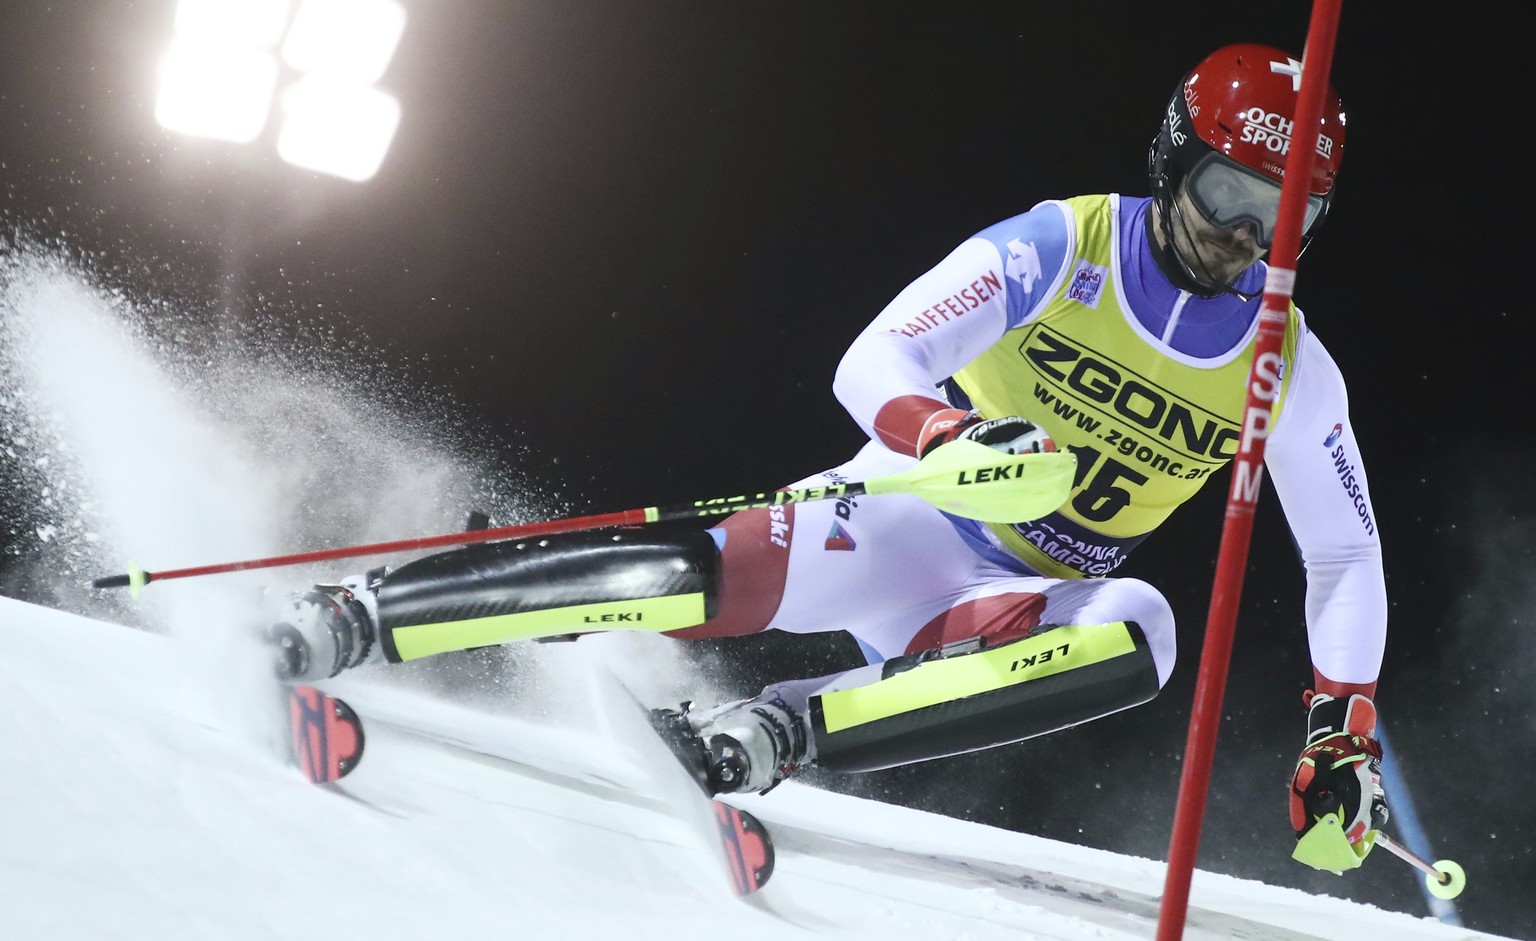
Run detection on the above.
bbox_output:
[1323,422,1375,536]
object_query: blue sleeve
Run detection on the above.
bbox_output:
[970,201,1072,330]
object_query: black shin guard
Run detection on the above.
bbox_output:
[372,528,720,662]
[810,621,1160,773]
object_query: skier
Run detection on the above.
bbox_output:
[270,44,1388,870]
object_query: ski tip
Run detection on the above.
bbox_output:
[714,802,775,896]
[287,685,366,784]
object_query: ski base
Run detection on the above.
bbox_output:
[286,685,365,784]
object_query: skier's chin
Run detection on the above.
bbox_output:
[1191,241,1258,285]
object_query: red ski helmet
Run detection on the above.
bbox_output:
[1150,43,1346,251]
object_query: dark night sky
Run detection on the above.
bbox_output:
[2,3,1531,938]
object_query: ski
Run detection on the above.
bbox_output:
[274,511,494,786]
[285,684,366,784]
[706,798,776,896]
[600,673,776,896]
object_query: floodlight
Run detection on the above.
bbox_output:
[276,77,401,181]
[174,0,293,48]
[155,40,280,143]
[281,0,407,83]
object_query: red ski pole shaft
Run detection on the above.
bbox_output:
[1155,3,1344,940]
[90,481,870,591]
[90,507,648,589]
[92,438,1078,593]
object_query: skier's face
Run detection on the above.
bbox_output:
[1163,183,1267,286]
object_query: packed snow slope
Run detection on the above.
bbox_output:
[0,595,1511,941]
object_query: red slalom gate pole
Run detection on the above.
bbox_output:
[1154,4,1344,940]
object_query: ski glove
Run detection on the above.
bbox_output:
[916,408,1055,459]
[1288,692,1390,873]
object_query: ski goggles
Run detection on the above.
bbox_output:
[1184,153,1325,248]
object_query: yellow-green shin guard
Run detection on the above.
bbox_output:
[373,528,719,662]
[812,621,1159,773]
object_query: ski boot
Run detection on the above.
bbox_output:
[651,689,814,796]
[269,575,383,683]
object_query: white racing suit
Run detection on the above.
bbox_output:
[365,194,1386,772]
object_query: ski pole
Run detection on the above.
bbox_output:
[91,439,1074,595]
[1376,833,1467,900]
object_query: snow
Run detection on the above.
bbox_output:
[0,595,1511,941]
